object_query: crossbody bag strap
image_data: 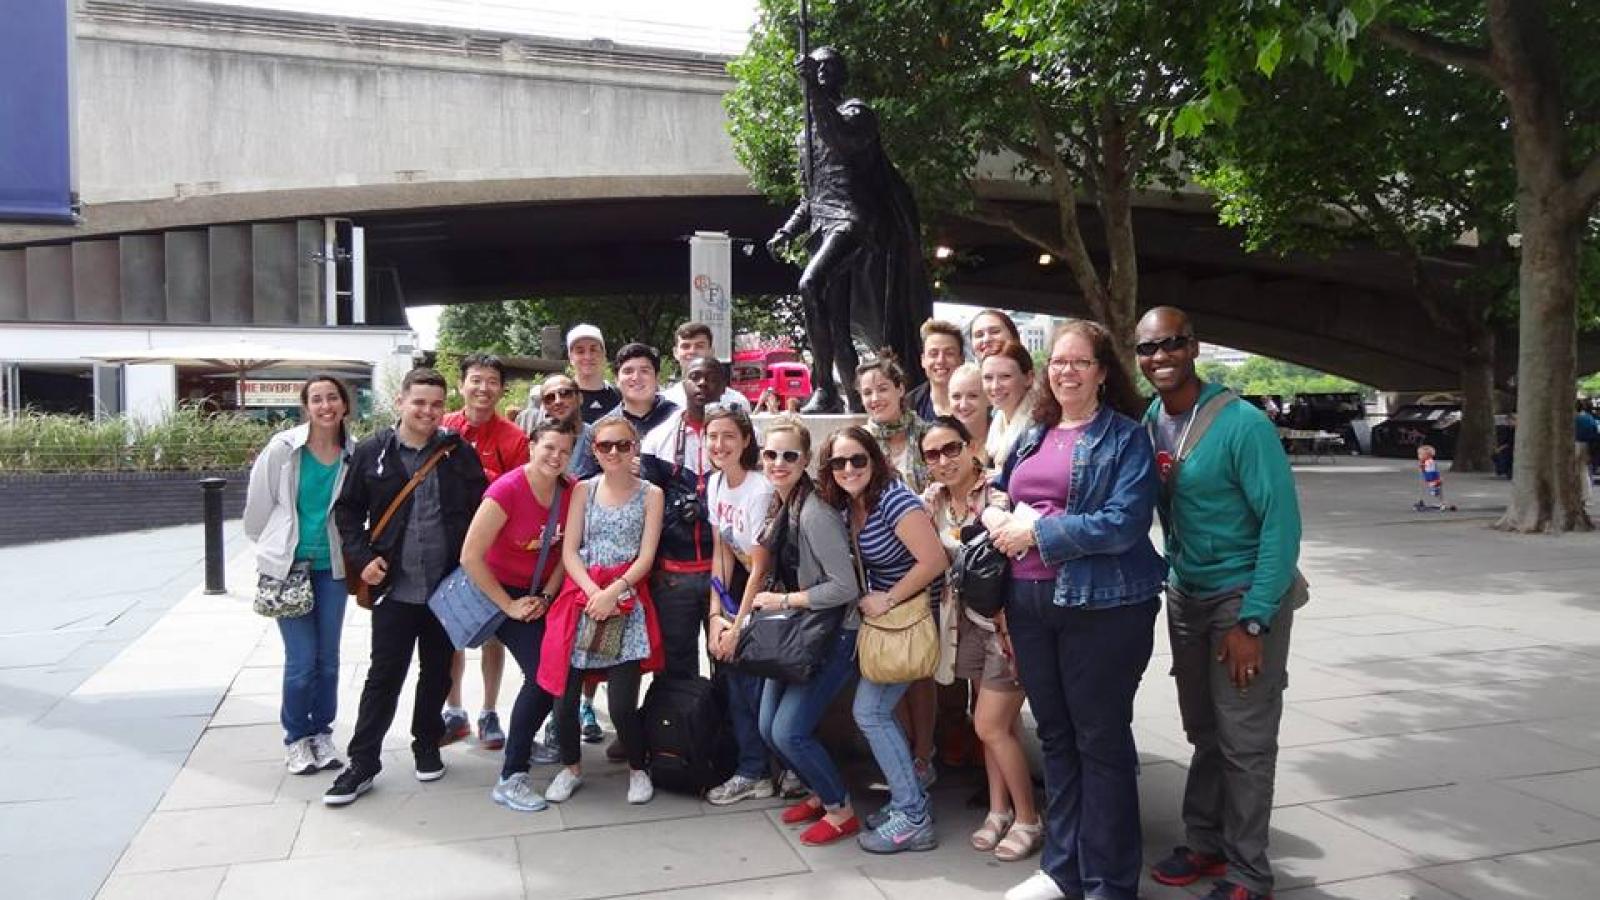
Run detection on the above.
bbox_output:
[1154,388,1240,538]
[371,444,451,541]
[528,478,565,593]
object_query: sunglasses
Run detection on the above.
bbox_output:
[762,448,803,464]
[825,453,872,473]
[541,388,577,403]
[920,439,966,464]
[1135,335,1192,357]
[594,439,636,455]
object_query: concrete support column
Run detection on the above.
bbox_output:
[207,225,252,324]
[165,230,209,323]
[24,246,72,321]
[119,234,166,323]
[71,241,122,322]
[250,222,299,325]
[0,250,25,321]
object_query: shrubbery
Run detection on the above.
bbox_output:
[1,409,289,473]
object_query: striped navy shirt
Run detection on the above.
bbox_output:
[855,480,928,593]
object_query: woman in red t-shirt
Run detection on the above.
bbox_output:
[459,418,578,813]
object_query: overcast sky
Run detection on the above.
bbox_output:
[195,0,760,55]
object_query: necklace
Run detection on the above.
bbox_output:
[1055,405,1098,447]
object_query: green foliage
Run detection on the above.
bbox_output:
[0,408,280,473]
[1194,358,1371,400]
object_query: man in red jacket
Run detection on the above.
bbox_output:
[441,353,530,751]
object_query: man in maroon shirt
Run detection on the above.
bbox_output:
[441,353,530,750]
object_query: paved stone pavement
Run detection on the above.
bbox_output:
[8,459,1600,899]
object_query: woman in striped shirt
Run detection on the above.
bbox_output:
[818,426,947,855]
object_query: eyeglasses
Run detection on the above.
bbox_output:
[541,388,577,403]
[761,448,803,464]
[594,439,635,455]
[920,439,966,464]
[1046,357,1098,373]
[825,453,872,472]
[1134,335,1192,357]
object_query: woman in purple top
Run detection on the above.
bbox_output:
[982,320,1166,900]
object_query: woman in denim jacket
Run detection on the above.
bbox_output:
[982,320,1166,900]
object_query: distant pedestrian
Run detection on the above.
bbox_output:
[242,374,357,776]
[324,368,488,807]
[442,353,530,751]
[1136,307,1306,900]
[1414,444,1456,512]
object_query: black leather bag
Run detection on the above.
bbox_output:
[733,494,845,683]
[954,523,1010,618]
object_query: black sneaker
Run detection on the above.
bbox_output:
[415,747,445,782]
[323,763,377,807]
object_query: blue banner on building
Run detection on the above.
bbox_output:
[0,0,76,224]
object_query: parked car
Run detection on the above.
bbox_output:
[1371,403,1463,459]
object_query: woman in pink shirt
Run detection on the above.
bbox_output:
[459,418,579,813]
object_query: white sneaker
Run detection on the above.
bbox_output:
[626,769,654,805]
[309,733,344,771]
[285,737,318,775]
[545,767,583,803]
[1004,870,1067,900]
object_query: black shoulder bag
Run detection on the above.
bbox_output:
[734,492,847,683]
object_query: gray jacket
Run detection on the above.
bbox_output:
[792,490,863,629]
[243,422,356,579]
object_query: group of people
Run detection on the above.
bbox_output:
[243,308,1304,900]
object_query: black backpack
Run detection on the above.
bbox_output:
[641,674,736,795]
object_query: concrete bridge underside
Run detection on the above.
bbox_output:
[1,0,1583,390]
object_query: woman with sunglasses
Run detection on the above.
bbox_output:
[919,417,1042,861]
[981,320,1165,900]
[819,426,947,854]
[748,416,864,845]
[984,341,1037,471]
[857,353,931,493]
[949,362,991,467]
[536,415,666,806]
[458,417,578,812]
[702,405,777,806]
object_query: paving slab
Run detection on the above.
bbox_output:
[1416,840,1600,900]
[114,803,307,874]
[216,837,525,900]
[1313,783,1600,865]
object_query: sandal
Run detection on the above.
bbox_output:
[994,820,1043,861]
[970,810,1015,851]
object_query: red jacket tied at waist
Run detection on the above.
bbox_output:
[537,561,663,696]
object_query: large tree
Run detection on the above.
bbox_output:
[1205,0,1600,531]
[727,0,1222,370]
[1197,47,1515,472]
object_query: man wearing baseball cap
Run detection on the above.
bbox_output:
[566,324,621,424]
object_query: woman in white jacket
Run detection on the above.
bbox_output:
[243,375,357,776]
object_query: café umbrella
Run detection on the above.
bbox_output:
[87,340,373,409]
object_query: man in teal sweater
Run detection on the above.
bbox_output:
[1137,307,1304,900]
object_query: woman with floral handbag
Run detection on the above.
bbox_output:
[535,415,665,806]
[818,425,948,855]
[242,374,356,777]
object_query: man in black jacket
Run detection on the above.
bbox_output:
[325,368,488,806]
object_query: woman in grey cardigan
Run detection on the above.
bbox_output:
[242,374,356,777]
[740,416,864,846]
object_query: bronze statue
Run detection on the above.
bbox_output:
[767,46,932,413]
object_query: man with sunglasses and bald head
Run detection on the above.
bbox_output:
[1136,307,1304,900]
[534,374,598,479]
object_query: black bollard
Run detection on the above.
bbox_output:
[200,477,227,595]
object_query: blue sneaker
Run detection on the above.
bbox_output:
[580,700,604,743]
[859,809,937,854]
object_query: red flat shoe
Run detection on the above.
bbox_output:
[800,815,860,846]
[781,799,825,825]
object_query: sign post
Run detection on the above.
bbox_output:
[689,231,733,360]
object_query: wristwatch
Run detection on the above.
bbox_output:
[1238,617,1267,637]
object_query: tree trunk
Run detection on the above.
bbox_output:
[1490,0,1591,532]
[1451,303,1497,473]
[1095,114,1140,380]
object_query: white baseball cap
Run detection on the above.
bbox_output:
[565,323,605,350]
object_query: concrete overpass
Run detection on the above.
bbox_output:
[0,0,1571,390]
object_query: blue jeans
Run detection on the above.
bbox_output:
[853,677,927,821]
[759,626,858,808]
[276,568,347,744]
[1009,580,1157,900]
[723,666,768,780]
